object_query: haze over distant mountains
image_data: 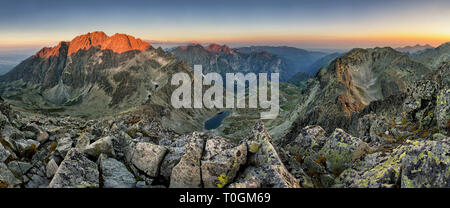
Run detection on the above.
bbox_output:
[395,44,434,53]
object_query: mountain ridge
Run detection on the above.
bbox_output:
[35,31,151,58]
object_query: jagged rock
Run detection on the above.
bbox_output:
[318,128,362,175]
[239,122,300,188]
[23,123,42,135]
[15,139,40,157]
[0,162,21,187]
[98,154,136,188]
[160,149,184,181]
[25,174,50,188]
[0,112,9,128]
[435,63,449,134]
[49,148,99,188]
[400,138,449,188]
[284,125,327,159]
[432,133,447,140]
[55,136,73,157]
[336,138,450,188]
[46,159,58,178]
[159,137,188,181]
[228,176,261,188]
[135,181,146,188]
[1,125,24,151]
[37,132,49,143]
[75,133,91,149]
[0,144,10,163]
[8,161,32,176]
[130,142,167,177]
[116,131,135,162]
[170,132,205,188]
[83,136,115,158]
[201,137,247,188]
[23,131,36,139]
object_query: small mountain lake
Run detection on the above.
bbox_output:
[204,111,230,130]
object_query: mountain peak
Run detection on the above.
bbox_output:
[35,31,151,58]
[101,33,150,54]
[204,43,233,54]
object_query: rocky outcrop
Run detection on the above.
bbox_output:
[0,77,448,189]
[49,148,99,188]
[335,138,449,188]
[130,142,167,177]
[83,136,115,158]
[201,137,247,188]
[0,162,21,187]
[98,154,136,188]
[169,132,205,188]
[233,122,300,188]
[283,126,366,187]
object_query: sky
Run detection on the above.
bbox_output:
[0,0,449,51]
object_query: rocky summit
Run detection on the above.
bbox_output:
[0,32,448,188]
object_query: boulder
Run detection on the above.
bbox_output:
[228,176,261,188]
[37,132,49,143]
[160,145,185,181]
[55,136,73,157]
[23,123,42,135]
[7,161,32,176]
[25,174,50,188]
[201,137,247,188]
[48,148,99,188]
[75,133,92,149]
[170,132,205,188]
[240,121,300,188]
[46,159,58,178]
[15,139,40,157]
[130,142,167,177]
[98,154,136,188]
[83,136,115,158]
[0,144,11,163]
[336,138,450,188]
[318,128,362,175]
[401,138,449,188]
[0,162,21,187]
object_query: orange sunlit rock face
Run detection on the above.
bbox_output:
[34,41,69,58]
[35,31,150,58]
[204,43,233,54]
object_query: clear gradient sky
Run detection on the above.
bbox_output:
[0,0,449,50]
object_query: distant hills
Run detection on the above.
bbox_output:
[238,46,327,75]
[171,43,293,81]
[409,42,450,68]
[395,44,433,53]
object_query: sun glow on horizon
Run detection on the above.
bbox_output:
[0,0,449,51]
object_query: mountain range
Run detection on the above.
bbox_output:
[0,32,448,188]
[171,43,294,81]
